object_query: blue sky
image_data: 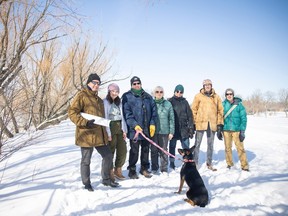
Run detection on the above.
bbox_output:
[76,0,288,101]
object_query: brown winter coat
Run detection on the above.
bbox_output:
[191,88,224,132]
[68,88,108,147]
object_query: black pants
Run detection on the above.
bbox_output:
[127,139,150,171]
[80,145,113,185]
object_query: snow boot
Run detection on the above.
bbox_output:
[114,167,126,180]
[207,163,217,171]
[128,167,139,179]
[140,169,152,178]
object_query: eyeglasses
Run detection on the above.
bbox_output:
[132,82,140,86]
[226,93,233,96]
[176,91,183,94]
[155,91,163,94]
[91,81,101,85]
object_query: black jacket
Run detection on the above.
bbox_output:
[169,96,194,139]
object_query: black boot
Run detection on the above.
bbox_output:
[128,167,139,179]
[84,184,94,192]
[102,180,120,187]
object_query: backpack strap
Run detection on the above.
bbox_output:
[224,104,237,119]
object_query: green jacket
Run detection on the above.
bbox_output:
[155,98,175,135]
[222,97,247,131]
[68,88,108,147]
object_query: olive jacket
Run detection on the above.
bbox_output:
[68,88,108,147]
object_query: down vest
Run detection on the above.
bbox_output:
[191,88,224,132]
[222,97,247,131]
[68,88,108,147]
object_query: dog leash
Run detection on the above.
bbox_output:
[133,130,194,163]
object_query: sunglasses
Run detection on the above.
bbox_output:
[155,91,163,94]
[176,91,183,94]
[132,82,141,86]
[91,81,101,85]
[226,93,233,96]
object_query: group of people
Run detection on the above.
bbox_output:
[68,73,249,192]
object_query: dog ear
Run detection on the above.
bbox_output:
[190,145,196,152]
[178,148,184,155]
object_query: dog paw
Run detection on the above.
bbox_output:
[174,191,181,194]
[184,198,195,206]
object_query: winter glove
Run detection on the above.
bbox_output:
[150,125,156,137]
[86,119,95,128]
[188,126,194,139]
[134,125,142,131]
[216,124,223,140]
[239,130,245,142]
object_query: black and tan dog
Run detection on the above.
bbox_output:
[174,146,209,207]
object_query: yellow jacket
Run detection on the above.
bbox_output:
[191,88,224,131]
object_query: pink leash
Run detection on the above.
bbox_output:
[133,130,194,163]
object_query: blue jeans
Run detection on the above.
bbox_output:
[169,138,190,162]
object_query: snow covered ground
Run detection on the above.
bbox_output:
[0,114,288,216]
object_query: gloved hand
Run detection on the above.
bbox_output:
[150,125,156,137]
[86,119,95,128]
[216,124,223,140]
[239,130,245,142]
[134,125,142,131]
[188,126,194,139]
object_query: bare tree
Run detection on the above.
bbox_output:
[263,91,275,117]
[279,88,288,117]
[0,0,79,151]
[247,90,263,115]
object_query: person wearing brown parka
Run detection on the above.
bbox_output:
[191,79,224,171]
[68,73,120,191]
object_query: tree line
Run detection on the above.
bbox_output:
[242,89,288,117]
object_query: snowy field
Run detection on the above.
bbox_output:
[0,114,288,216]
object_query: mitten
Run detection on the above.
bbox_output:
[134,125,142,131]
[216,124,223,140]
[239,130,245,142]
[86,119,95,128]
[150,125,156,137]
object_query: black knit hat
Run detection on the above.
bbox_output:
[130,76,141,86]
[87,73,101,85]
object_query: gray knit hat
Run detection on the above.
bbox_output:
[225,88,235,95]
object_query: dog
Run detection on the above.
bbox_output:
[175,146,209,207]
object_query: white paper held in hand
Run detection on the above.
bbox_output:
[80,112,111,127]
